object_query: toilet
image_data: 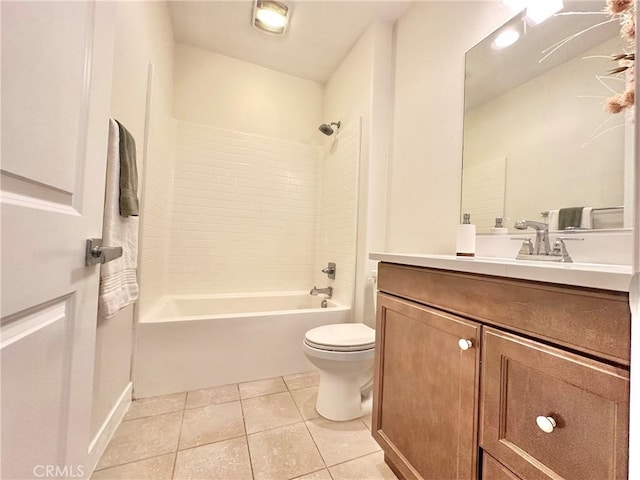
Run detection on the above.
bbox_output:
[303,322,376,421]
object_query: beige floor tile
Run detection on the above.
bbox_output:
[239,376,287,399]
[97,412,182,470]
[91,453,175,480]
[329,451,397,480]
[124,392,186,421]
[292,469,333,480]
[283,371,320,391]
[173,437,252,480]
[306,417,381,467]
[290,386,320,420]
[179,401,245,450]
[242,391,303,434]
[185,383,239,409]
[362,412,372,431]
[247,422,325,480]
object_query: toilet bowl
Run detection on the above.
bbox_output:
[303,323,375,421]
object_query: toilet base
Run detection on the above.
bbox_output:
[315,369,373,421]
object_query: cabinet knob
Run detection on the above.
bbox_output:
[458,339,473,351]
[535,415,557,433]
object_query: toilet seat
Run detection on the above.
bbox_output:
[304,323,375,352]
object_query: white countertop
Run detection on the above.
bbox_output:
[369,253,633,292]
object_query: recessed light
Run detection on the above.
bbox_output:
[253,0,290,35]
[492,29,521,49]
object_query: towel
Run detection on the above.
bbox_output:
[116,120,140,216]
[98,119,139,318]
[547,210,559,231]
[581,207,593,229]
[558,207,584,230]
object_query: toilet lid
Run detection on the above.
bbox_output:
[304,323,375,352]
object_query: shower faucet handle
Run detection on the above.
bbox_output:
[321,262,336,279]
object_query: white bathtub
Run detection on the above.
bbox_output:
[133,292,350,398]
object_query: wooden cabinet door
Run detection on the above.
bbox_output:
[372,293,481,480]
[480,328,629,480]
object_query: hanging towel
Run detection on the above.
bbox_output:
[558,207,584,230]
[116,120,140,216]
[98,119,139,318]
[547,210,559,231]
[581,207,593,229]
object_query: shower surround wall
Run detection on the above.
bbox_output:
[314,119,361,308]
[137,69,176,318]
[137,118,361,314]
[167,121,319,294]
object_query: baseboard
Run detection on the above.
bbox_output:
[87,382,132,475]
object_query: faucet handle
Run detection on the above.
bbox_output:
[518,238,534,255]
[321,262,336,279]
[551,239,570,262]
[550,237,583,263]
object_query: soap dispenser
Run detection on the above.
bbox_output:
[456,213,476,257]
[489,217,509,234]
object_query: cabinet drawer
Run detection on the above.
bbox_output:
[378,263,630,365]
[482,453,521,480]
[480,328,629,480]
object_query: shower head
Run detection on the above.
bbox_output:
[318,121,341,136]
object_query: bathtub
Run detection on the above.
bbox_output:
[133,292,350,398]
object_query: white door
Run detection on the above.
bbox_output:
[1,2,114,478]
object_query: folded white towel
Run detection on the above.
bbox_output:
[548,210,559,231]
[98,119,139,318]
[581,207,593,229]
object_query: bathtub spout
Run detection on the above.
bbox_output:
[310,286,333,298]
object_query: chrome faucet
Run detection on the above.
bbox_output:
[514,220,550,255]
[310,286,333,298]
[513,220,580,263]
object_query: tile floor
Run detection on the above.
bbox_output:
[92,372,398,480]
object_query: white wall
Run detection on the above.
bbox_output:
[464,38,625,230]
[166,121,318,294]
[323,22,394,327]
[386,2,512,253]
[173,43,323,144]
[91,0,175,439]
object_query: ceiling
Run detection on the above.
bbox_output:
[168,1,412,83]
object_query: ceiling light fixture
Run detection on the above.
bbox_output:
[253,0,290,35]
[492,28,521,49]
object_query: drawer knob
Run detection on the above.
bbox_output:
[458,339,473,351]
[536,415,557,433]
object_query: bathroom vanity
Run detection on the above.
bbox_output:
[370,254,631,480]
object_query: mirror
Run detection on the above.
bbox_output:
[462,1,633,233]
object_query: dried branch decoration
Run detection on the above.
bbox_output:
[605,0,635,114]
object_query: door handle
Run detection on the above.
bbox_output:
[85,238,123,266]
